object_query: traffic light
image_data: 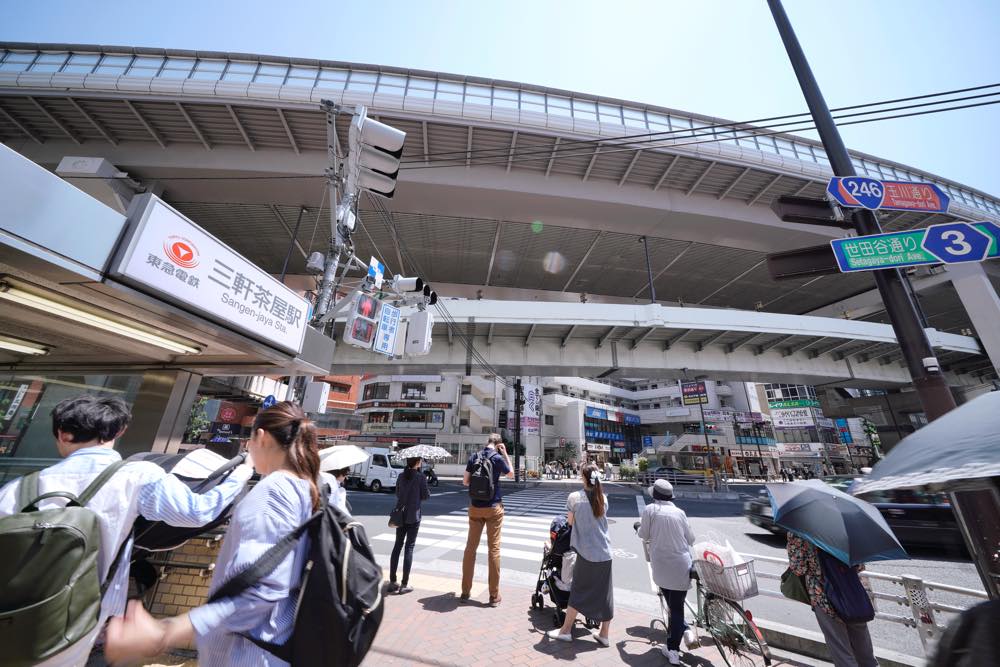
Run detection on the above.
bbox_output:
[405,309,433,356]
[347,107,406,199]
[343,293,382,349]
[422,284,438,306]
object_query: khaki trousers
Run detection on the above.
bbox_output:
[461,504,504,599]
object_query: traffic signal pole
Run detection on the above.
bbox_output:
[768,0,999,598]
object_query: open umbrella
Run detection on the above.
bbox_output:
[389,444,451,460]
[851,392,1000,495]
[318,445,370,472]
[767,479,908,565]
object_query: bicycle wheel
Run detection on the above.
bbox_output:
[703,596,771,667]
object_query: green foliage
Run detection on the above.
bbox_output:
[184,396,211,443]
[637,457,649,472]
[619,465,637,480]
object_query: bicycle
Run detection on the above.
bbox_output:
[636,525,771,667]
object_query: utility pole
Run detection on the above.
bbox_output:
[313,101,346,331]
[768,0,999,598]
[513,378,523,483]
[639,236,656,303]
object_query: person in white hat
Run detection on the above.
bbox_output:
[637,479,696,665]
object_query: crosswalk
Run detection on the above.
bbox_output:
[367,489,569,565]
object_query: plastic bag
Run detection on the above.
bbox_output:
[559,550,577,589]
[693,539,745,568]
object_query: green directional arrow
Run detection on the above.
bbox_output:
[974,221,1000,259]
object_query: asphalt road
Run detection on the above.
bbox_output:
[345,479,983,659]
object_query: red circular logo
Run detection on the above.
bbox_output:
[164,236,199,269]
[219,406,237,423]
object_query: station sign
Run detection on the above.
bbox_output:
[830,221,1000,272]
[827,177,950,214]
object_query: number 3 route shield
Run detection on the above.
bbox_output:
[827,177,950,214]
[922,222,990,263]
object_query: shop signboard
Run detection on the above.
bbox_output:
[701,409,726,421]
[767,399,820,409]
[357,401,452,410]
[817,417,836,429]
[521,383,542,435]
[777,442,823,458]
[771,407,815,429]
[681,381,708,406]
[585,406,608,420]
[2,384,29,422]
[834,417,853,444]
[642,435,653,446]
[362,422,391,434]
[623,413,641,425]
[115,196,310,354]
[587,443,611,452]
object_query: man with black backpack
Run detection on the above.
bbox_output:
[461,433,513,607]
[0,395,252,667]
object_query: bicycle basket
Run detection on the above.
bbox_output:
[693,558,759,601]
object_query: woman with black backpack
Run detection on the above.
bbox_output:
[104,401,321,665]
[388,456,430,594]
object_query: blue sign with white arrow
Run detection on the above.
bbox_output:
[262,394,277,409]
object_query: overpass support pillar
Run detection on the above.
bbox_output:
[948,263,1000,377]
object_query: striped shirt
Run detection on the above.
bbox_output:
[190,471,313,666]
[0,446,252,667]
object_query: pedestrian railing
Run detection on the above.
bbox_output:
[742,552,989,657]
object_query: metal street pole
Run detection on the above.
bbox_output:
[639,236,656,303]
[768,0,999,598]
[514,378,523,483]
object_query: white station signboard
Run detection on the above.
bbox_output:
[770,407,815,429]
[115,196,310,354]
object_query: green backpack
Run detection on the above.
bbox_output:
[0,460,127,666]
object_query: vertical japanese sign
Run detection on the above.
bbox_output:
[681,381,708,406]
[2,384,29,421]
[115,196,310,354]
[373,302,401,356]
[520,383,541,435]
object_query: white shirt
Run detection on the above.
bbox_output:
[0,446,252,666]
[320,472,348,514]
[637,499,696,591]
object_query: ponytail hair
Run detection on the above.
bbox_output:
[580,462,606,519]
[253,401,321,510]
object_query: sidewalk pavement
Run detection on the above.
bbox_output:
[139,569,828,667]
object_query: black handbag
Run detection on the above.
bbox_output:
[388,504,405,528]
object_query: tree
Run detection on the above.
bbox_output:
[184,397,211,443]
[637,457,649,472]
[556,440,578,463]
[861,418,883,462]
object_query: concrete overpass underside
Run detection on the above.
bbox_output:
[327,300,983,387]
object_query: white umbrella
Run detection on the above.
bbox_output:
[389,445,451,460]
[319,444,371,472]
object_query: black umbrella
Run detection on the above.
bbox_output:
[767,479,908,565]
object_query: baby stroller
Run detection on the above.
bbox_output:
[530,515,599,629]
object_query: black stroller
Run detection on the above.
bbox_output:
[530,514,599,629]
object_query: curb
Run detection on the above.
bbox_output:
[755,619,923,667]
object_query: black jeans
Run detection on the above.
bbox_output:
[660,587,689,651]
[390,522,421,586]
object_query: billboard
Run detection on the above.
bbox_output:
[771,407,815,429]
[681,381,708,406]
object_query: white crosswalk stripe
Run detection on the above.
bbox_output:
[367,489,569,564]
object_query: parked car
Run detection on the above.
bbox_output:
[743,476,966,554]
[645,465,706,486]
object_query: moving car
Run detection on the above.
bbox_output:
[646,465,706,485]
[347,447,405,492]
[743,476,966,554]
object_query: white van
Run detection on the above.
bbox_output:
[349,447,405,492]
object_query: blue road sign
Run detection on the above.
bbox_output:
[262,394,277,409]
[827,177,950,214]
[922,222,991,263]
[367,256,386,288]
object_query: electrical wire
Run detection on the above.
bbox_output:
[397,82,1000,163]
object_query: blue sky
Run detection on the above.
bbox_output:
[4,0,1000,194]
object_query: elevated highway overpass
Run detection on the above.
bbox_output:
[327,299,983,386]
[0,43,996,383]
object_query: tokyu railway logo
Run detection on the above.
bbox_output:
[164,235,199,269]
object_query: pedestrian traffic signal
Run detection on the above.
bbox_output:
[343,293,382,349]
[347,107,406,199]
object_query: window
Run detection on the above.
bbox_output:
[651,384,658,389]
[94,55,132,76]
[328,383,350,394]
[363,383,390,400]
[401,382,426,400]
[29,52,68,72]
[372,454,387,467]
[190,59,226,80]
[435,386,441,393]
[62,53,100,74]
[125,56,165,77]
[254,63,288,84]
[653,403,660,409]
[221,61,256,82]
[367,412,390,424]
[0,51,36,72]
[545,415,555,426]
